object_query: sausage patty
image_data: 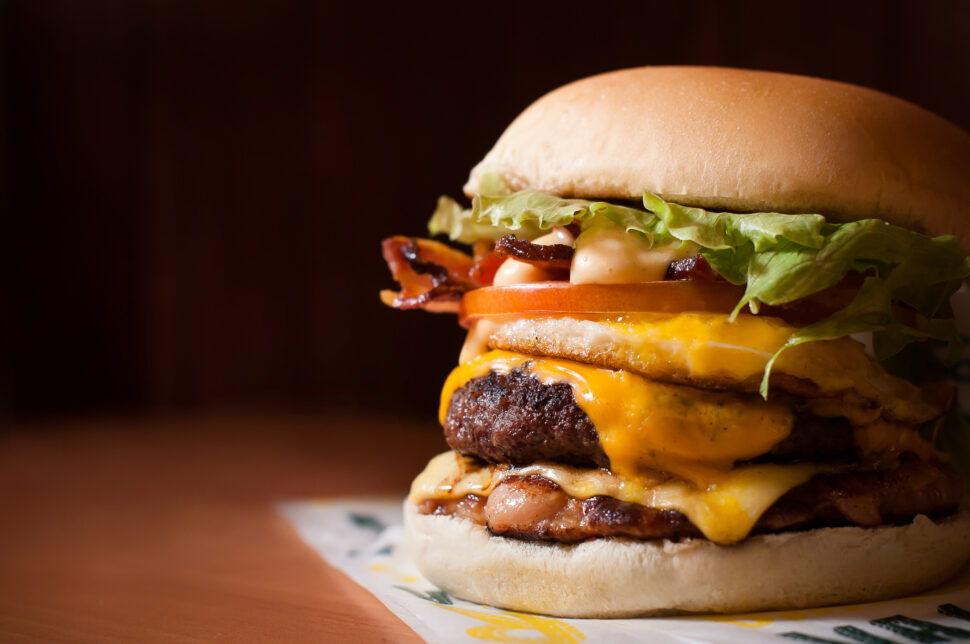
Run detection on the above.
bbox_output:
[443,367,854,468]
[417,454,964,543]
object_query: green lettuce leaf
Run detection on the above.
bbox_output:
[427,171,517,243]
[474,191,594,234]
[721,219,969,317]
[641,193,826,252]
[758,275,962,396]
[440,189,677,245]
[427,195,515,244]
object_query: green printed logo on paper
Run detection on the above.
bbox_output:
[349,512,386,533]
[780,604,970,643]
[394,586,453,605]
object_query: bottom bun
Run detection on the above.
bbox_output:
[404,500,970,618]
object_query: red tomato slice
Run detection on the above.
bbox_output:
[459,279,912,330]
[459,281,747,327]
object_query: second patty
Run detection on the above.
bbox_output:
[443,365,855,468]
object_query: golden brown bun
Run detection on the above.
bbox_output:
[405,500,970,618]
[466,67,970,249]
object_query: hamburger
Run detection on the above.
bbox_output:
[380,67,970,617]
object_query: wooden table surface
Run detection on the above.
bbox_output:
[0,411,445,642]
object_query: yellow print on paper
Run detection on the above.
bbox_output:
[702,605,842,629]
[439,605,586,643]
[703,613,774,629]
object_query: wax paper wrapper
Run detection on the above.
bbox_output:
[279,497,970,644]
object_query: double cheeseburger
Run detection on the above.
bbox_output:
[380,67,970,617]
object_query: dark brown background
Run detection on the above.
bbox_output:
[4,0,970,421]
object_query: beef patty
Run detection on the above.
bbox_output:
[443,367,854,468]
[417,454,965,543]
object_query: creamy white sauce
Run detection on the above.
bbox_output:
[459,319,499,364]
[570,226,697,284]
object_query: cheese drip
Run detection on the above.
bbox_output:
[410,451,823,544]
[440,350,794,487]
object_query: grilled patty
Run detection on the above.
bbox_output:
[417,454,964,543]
[443,367,854,467]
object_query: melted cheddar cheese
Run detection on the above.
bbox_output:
[605,313,863,390]
[487,313,944,425]
[440,350,794,487]
[854,420,939,461]
[410,451,824,544]
[433,342,941,545]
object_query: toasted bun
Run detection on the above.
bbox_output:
[465,67,970,249]
[405,500,970,618]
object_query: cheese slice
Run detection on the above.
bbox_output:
[410,451,823,544]
[487,313,945,425]
[441,350,794,487]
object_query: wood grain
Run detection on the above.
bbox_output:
[0,412,445,642]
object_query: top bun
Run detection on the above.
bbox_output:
[465,67,970,249]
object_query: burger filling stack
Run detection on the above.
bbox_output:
[380,67,970,617]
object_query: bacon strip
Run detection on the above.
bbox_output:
[381,236,482,312]
[494,234,573,270]
[470,240,504,286]
[665,255,722,281]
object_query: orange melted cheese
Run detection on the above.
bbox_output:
[854,420,939,461]
[431,328,939,544]
[481,313,943,425]
[440,350,794,487]
[410,451,824,544]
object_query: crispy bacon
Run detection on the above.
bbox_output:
[381,236,477,312]
[665,255,722,281]
[494,234,573,271]
[470,240,504,286]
